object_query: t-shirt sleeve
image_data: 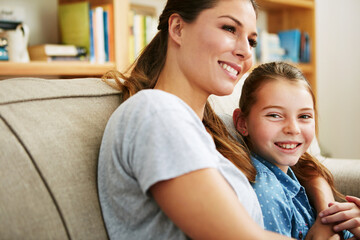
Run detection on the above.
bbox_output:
[128,102,218,195]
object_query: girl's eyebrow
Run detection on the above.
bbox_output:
[262,105,314,112]
[218,15,258,37]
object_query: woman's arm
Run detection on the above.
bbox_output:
[150,168,294,240]
[319,196,360,238]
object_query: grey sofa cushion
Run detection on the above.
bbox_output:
[0,78,120,239]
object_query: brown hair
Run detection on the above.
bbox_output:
[102,0,259,181]
[237,61,344,198]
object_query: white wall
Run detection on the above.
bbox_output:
[316,0,360,159]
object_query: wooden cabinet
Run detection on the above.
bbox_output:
[256,0,316,93]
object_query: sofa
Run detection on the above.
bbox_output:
[0,77,359,239]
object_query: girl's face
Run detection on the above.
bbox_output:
[243,79,315,173]
[178,0,257,97]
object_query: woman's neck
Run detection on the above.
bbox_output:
[155,61,208,120]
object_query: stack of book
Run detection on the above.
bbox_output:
[128,8,157,63]
[256,29,311,64]
[28,44,87,62]
[278,29,311,63]
[58,1,114,63]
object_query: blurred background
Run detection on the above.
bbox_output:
[0,0,359,159]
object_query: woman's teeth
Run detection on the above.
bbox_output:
[220,62,238,76]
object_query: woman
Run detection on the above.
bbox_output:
[98,0,338,239]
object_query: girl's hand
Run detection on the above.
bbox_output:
[319,196,360,238]
[305,217,342,240]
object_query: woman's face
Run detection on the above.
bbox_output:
[178,0,257,97]
[244,79,315,173]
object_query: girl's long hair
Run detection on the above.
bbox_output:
[237,61,344,198]
[102,0,259,182]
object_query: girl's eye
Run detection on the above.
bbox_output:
[222,25,236,34]
[299,114,313,119]
[249,39,257,48]
[266,113,281,118]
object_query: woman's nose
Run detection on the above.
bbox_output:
[233,37,252,60]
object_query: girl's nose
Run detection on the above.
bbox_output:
[283,119,301,135]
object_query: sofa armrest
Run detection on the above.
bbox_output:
[322,158,360,198]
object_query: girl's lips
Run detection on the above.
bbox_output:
[275,142,302,151]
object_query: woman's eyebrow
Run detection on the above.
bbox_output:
[219,15,242,26]
[218,15,257,37]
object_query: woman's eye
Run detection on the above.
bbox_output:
[222,25,236,34]
[249,39,257,48]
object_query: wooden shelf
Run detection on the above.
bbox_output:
[0,61,116,76]
[256,0,314,9]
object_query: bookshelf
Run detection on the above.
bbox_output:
[0,0,130,78]
[0,0,316,91]
[256,0,316,94]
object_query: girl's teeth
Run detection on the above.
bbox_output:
[220,62,238,76]
[278,143,297,149]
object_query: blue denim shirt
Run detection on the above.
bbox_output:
[251,154,353,239]
[251,154,315,239]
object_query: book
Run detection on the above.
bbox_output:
[300,32,310,63]
[28,44,86,61]
[278,29,301,63]
[103,10,109,62]
[128,9,135,63]
[89,9,95,62]
[93,3,114,62]
[58,2,91,54]
[44,55,88,62]
[133,13,145,58]
[91,6,106,63]
[258,30,285,63]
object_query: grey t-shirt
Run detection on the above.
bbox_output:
[98,90,263,239]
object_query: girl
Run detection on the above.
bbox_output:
[233,61,359,239]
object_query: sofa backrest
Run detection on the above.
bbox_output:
[0,78,121,239]
[0,76,326,239]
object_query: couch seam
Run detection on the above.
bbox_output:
[0,92,121,106]
[0,114,72,240]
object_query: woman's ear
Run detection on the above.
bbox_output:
[233,108,248,136]
[168,13,184,45]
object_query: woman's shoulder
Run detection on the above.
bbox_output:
[121,89,194,115]
[109,89,203,131]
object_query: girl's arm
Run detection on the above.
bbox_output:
[150,168,294,240]
[319,196,360,238]
[302,176,342,240]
